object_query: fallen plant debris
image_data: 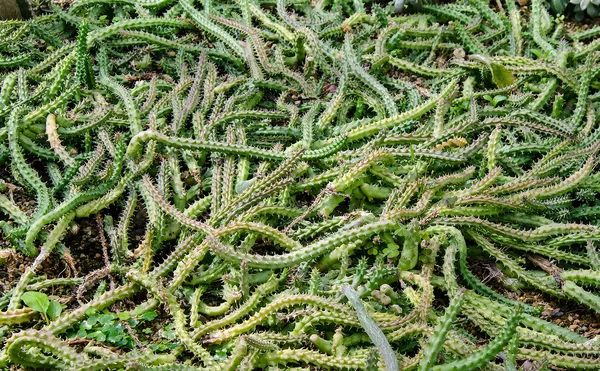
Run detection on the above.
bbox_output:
[1,0,600,370]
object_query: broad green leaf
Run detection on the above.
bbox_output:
[490,63,515,88]
[531,49,544,59]
[235,179,254,194]
[342,285,399,371]
[47,301,62,320]
[468,54,515,88]
[588,5,600,17]
[21,292,50,314]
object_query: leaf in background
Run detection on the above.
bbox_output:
[490,62,516,88]
[21,292,50,314]
[47,301,62,320]
[550,0,568,14]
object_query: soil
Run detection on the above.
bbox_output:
[469,260,600,340]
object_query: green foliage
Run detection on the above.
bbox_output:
[66,308,163,348]
[483,94,507,107]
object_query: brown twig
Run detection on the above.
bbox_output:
[96,213,115,290]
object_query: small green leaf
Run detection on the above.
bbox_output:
[21,292,50,314]
[490,63,515,88]
[81,319,95,330]
[108,333,123,344]
[162,324,176,339]
[214,348,228,361]
[387,249,400,258]
[118,312,131,321]
[494,95,507,103]
[47,301,62,320]
[102,322,118,334]
[140,311,158,321]
[90,331,106,342]
[98,313,115,325]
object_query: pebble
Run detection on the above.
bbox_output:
[521,360,534,371]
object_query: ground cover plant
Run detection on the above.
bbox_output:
[1,0,600,369]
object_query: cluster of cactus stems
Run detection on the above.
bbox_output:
[1,0,600,369]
